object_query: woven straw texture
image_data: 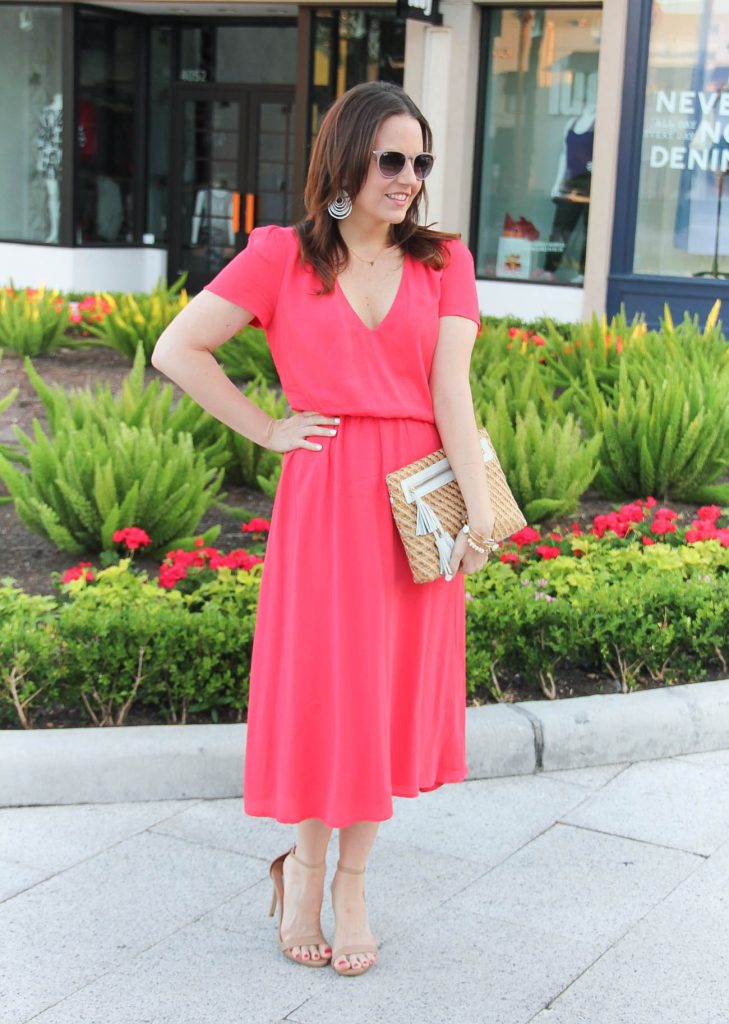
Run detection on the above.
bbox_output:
[386,426,527,584]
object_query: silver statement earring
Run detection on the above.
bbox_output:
[327,190,352,219]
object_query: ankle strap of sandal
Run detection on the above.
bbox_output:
[289,845,325,870]
[336,860,366,874]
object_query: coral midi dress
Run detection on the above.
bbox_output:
[205,224,481,828]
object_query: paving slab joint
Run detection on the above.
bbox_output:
[507,704,544,770]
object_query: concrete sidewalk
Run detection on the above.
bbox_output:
[2,746,729,1024]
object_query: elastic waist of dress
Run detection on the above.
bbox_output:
[291,409,436,425]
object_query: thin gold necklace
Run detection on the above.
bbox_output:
[346,241,392,267]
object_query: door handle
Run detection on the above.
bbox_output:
[231,192,241,234]
[244,192,255,234]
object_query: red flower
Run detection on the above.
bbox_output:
[697,505,722,522]
[499,551,519,565]
[652,507,678,520]
[641,536,656,545]
[649,518,677,536]
[511,526,540,547]
[535,544,561,560]
[158,563,187,589]
[530,334,546,347]
[61,561,95,584]
[241,517,271,533]
[112,526,152,550]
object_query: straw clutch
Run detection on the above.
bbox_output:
[386,426,526,584]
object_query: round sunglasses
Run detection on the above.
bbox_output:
[372,149,435,181]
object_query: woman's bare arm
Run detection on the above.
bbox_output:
[429,314,495,537]
[151,290,337,453]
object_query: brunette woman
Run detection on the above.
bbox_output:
[152,80,494,976]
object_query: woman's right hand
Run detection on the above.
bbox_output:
[265,410,339,453]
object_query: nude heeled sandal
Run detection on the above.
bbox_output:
[330,860,379,977]
[268,844,332,967]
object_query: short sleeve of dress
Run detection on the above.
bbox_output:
[203,224,286,330]
[438,239,481,327]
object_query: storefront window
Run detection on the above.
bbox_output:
[179,25,297,85]
[633,0,729,278]
[474,8,601,285]
[310,10,405,140]
[0,4,63,244]
[77,10,137,244]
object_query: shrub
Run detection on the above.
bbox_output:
[83,275,189,361]
[0,563,258,727]
[471,354,566,427]
[21,343,231,472]
[217,325,280,385]
[575,355,729,503]
[0,420,223,556]
[225,375,287,495]
[482,390,602,522]
[0,582,59,728]
[0,285,70,356]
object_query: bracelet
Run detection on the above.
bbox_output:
[465,536,486,554]
[461,523,499,550]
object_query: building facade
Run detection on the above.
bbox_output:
[1,0,727,326]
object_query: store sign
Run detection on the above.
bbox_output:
[396,0,442,25]
[648,89,729,172]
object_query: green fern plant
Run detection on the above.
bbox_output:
[0,420,223,556]
[481,390,602,523]
[20,343,231,473]
[225,375,287,495]
[472,355,567,427]
[535,310,649,401]
[217,326,279,384]
[574,357,729,503]
[83,275,189,362]
[0,284,71,356]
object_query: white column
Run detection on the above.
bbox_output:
[420,27,451,230]
[582,0,631,320]
[404,0,481,237]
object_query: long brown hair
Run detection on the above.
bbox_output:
[296,81,459,293]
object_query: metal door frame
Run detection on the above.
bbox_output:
[168,82,294,288]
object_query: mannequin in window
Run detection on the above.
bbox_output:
[544,100,595,277]
[36,93,63,243]
[190,177,236,263]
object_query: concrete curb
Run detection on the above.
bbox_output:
[2,678,729,807]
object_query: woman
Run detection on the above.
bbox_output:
[152,81,495,977]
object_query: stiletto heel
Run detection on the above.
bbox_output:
[268,844,332,967]
[330,860,378,977]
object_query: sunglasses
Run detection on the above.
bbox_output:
[372,149,435,181]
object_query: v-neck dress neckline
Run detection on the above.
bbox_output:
[335,252,408,332]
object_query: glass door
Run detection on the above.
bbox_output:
[169,85,294,293]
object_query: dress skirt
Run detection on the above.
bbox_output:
[242,413,468,828]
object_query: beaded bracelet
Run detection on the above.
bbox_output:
[461,523,499,553]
